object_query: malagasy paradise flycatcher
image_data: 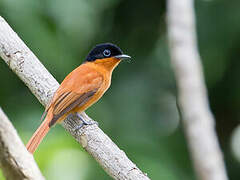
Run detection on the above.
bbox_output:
[26,43,131,153]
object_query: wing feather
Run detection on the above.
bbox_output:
[49,90,97,126]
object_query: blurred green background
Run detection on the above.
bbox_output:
[0,0,240,179]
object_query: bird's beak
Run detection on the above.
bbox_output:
[114,54,131,60]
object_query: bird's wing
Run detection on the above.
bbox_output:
[48,66,103,126]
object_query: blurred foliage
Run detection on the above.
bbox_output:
[0,0,240,179]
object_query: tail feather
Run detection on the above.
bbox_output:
[26,114,52,154]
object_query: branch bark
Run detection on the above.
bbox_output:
[0,108,45,180]
[0,16,150,180]
[167,1,228,180]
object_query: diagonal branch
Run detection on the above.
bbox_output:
[0,108,45,180]
[167,0,228,180]
[0,16,150,180]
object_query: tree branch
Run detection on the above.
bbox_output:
[167,1,228,180]
[0,108,45,180]
[0,16,150,180]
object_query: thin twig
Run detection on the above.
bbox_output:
[0,108,45,180]
[167,0,228,180]
[0,16,150,180]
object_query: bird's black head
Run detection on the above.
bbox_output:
[85,43,130,62]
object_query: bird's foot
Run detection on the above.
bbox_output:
[73,113,98,131]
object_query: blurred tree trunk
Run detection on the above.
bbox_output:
[167,0,228,180]
[0,108,45,180]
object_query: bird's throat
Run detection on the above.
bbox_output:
[93,57,121,73]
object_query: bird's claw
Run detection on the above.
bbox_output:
[73,113,98,131]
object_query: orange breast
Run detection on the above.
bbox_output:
[72,58,120,113]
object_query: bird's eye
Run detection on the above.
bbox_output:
[103,49,111,57]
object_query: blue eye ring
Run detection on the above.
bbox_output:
[103,49,111,57]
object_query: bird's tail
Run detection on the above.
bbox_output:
[26,111,53,154]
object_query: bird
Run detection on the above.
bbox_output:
[26,43,131,154]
